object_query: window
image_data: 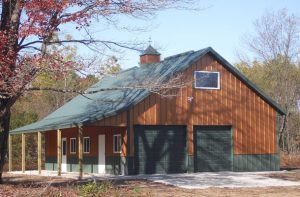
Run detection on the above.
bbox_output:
[194,71,220,89]
[113,134,122,153]
[70,138,76,154]
[83,137,90,153]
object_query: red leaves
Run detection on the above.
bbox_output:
[20,0,66,38]
[1,0,184,98]
[0,47,77,97]
[19,0,95,38]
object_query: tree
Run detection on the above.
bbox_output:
[9,69,98,171]
[243,9,300,63]
[0,0,197,182]
[237,9,300,153]
[8,48,120,171]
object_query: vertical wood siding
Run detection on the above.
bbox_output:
[88,54,277,156]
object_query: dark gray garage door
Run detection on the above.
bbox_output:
[134,125,187,174]
[194,126,233,172]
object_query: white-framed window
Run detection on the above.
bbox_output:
[194,71,220,89]
[83,137,90,154]
[113,134,122,153]
[70,138,76,154]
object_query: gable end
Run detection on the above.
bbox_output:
[206,49,285,115]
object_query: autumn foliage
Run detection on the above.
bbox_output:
[0,0,196,183]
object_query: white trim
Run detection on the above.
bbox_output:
[83,136,90,154]
[98,135,106,174]
[61,138,67,172]
[113,134,122,154]
[70,138,76,154]
[194,71,220,90]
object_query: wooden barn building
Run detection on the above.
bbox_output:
[10,46,285,176]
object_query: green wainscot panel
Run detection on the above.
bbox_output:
[45,156,57,171]
[233,154,279,171]
[106,156,121,175]
[84,157,98,173]
[67,156,78,172]
[46,156,123,174]
[67,156,98,173]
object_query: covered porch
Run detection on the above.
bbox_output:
[8,125,128,178]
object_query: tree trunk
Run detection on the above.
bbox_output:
[0,0,22,184]
[279,115,287,150]
[0,104,11,184]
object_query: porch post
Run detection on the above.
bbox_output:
[38,131,42,174]
[21,133,25,173]
[8,135,12,172]
[78,126,83,179]
[57,129,62,176]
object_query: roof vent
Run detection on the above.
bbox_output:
[140,45,161,65]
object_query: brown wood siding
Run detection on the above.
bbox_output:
[45,131,56,157]
[85,54,277,156]
[130,54,276,155]
[89,111,127,127]
[45,126,126,158]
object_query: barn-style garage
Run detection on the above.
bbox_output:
[10,46,285,176]
[134,125,187,174]
[194,126,232,172]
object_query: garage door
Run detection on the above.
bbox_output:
[134,125,187,174]
[194,126,232,172]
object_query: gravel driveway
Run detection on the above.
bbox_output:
[10,170,300,189]
[140,171,300,189]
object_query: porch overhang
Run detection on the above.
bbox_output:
[9,106,133,135]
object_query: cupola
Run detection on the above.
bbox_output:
[140,45,161,64]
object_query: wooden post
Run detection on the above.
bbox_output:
[57,129,62,176]
[8,135,12,172]
[21,133,25,173]
[38,131,42,174]
[78,126,83,179]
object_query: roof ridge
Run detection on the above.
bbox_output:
[118,66,138,74]
[164,50,195,61]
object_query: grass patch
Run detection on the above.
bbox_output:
[133,186,142,194]
[78,181,111,196]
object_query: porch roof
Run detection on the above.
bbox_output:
[10,47,285,134]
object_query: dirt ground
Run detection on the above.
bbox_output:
[280,153,300,170]
[0,172,300,197]
[1,153,300,196]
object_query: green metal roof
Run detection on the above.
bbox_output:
[10,47,285,134]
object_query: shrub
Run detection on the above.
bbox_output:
[78,181,112,196]
[133,186,141,194]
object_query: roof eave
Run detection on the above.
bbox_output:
[10,122,84,135]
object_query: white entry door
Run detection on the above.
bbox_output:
[98,135,106,173]
[61,138,67,172]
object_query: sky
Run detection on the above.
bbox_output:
[66,0,300,70]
